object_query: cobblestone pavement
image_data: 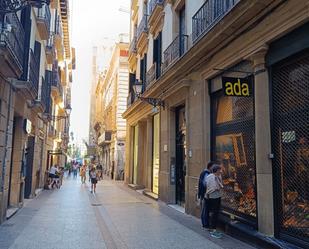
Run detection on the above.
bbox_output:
[0,176,257,249]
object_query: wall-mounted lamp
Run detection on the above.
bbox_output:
[132,80,165,109]
[43,104,72,121]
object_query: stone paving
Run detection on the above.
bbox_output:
[0,176,257,249]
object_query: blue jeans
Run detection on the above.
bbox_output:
[201,198,209,228]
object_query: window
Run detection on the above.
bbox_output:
[211,78,257,220]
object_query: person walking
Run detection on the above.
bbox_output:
[80,164,87,184]
[90,167,98,193]
[73,162,78,179]
[205,164,224,239]
[198,161,215,229]
[97,163,103,180]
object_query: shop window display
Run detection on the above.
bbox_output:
[272,53,309,241]
[213,94,256,219]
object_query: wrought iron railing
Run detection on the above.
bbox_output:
[146,63,156,89]
[40,76,50,112]
[129,35,137,54]
[148,0,164,19]
[46,32,54,48]
[162,34,188,72]
[28,49,40,96]
[54,16,62,36]
[44,70,52,114]
[37,4,51,34]
[0,13,25,69]
[192,0,239,42]
[137,15,148,41]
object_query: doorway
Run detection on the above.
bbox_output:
[7,117,17,207]
[175,106,186,207]
[24,136,35,198]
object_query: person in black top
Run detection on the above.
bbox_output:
[198,161,215,229]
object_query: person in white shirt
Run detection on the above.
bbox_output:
[205,164,224,238]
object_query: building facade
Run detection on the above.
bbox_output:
[92,41,129,180]
[123,0,309,247]
[0,0,74,224]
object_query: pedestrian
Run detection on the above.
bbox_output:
[198,161,215,229]
[205,164,224,238]
[97,163,103,180]
[90,167,98,193]
[73,162,78,179]
[80,164,87,184]
[49,164,60,189]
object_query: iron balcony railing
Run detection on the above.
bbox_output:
[0,13,25,70]
[44,70,52,114]
[136,14,148,41]
[46,32,54,49]
[37,4,51,34]
[148,0,164,18]
[192,0,239,42]
[52,70,63,98]
[162,34,188,72]
[40,76,50,112]
[146,63,156,89]
[129,35,137,54]
[28,49,40,97]
[55,16,62,36]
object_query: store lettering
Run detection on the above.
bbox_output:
[222,77,252,97]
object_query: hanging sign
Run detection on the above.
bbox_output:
[23,119,32,134]
[222,77,252,97]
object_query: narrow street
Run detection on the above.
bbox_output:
[0,177,255,249]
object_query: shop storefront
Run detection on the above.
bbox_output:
[210,62,257,224]
[271,51,309,246]
[152,114,160,195]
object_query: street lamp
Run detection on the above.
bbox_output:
[0,0,50,13]
[44,104,72,121]
[132,80,165,109]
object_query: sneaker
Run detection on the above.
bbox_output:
[210,231,223,239]
[90,190,93,193]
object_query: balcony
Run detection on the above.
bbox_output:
[47,67,63,103]
[36,4,51,40]
[50,0,59,9]
[40,75,51,113]
[162,35,188,73]
[98,131,112,145]
[45,33,55,64]
[136,15,148,54]
[148,0,165,35]
[131,0,138,21]
[48,124,57,138]
[12,49,39,101]
[192,0,239,43]
[127,91,137,108]
[0,13,25,78]
[146,63,156,89]
[54,17,63,50]
[128,35,137,68]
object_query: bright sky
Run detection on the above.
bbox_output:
[70,0,130,144]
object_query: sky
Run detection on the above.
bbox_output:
[69,0,130,145]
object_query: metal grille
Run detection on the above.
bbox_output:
[272,52,309,243]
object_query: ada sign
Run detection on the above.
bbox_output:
[222,77,252,97]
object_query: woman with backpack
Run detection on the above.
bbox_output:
[205,164,224,238]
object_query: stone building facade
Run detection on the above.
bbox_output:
[0,0,74,223]
[92,41,129,180]
[123,0,309,247]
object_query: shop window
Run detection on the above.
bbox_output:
[272,52,309,243]
[212,87,256,220]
